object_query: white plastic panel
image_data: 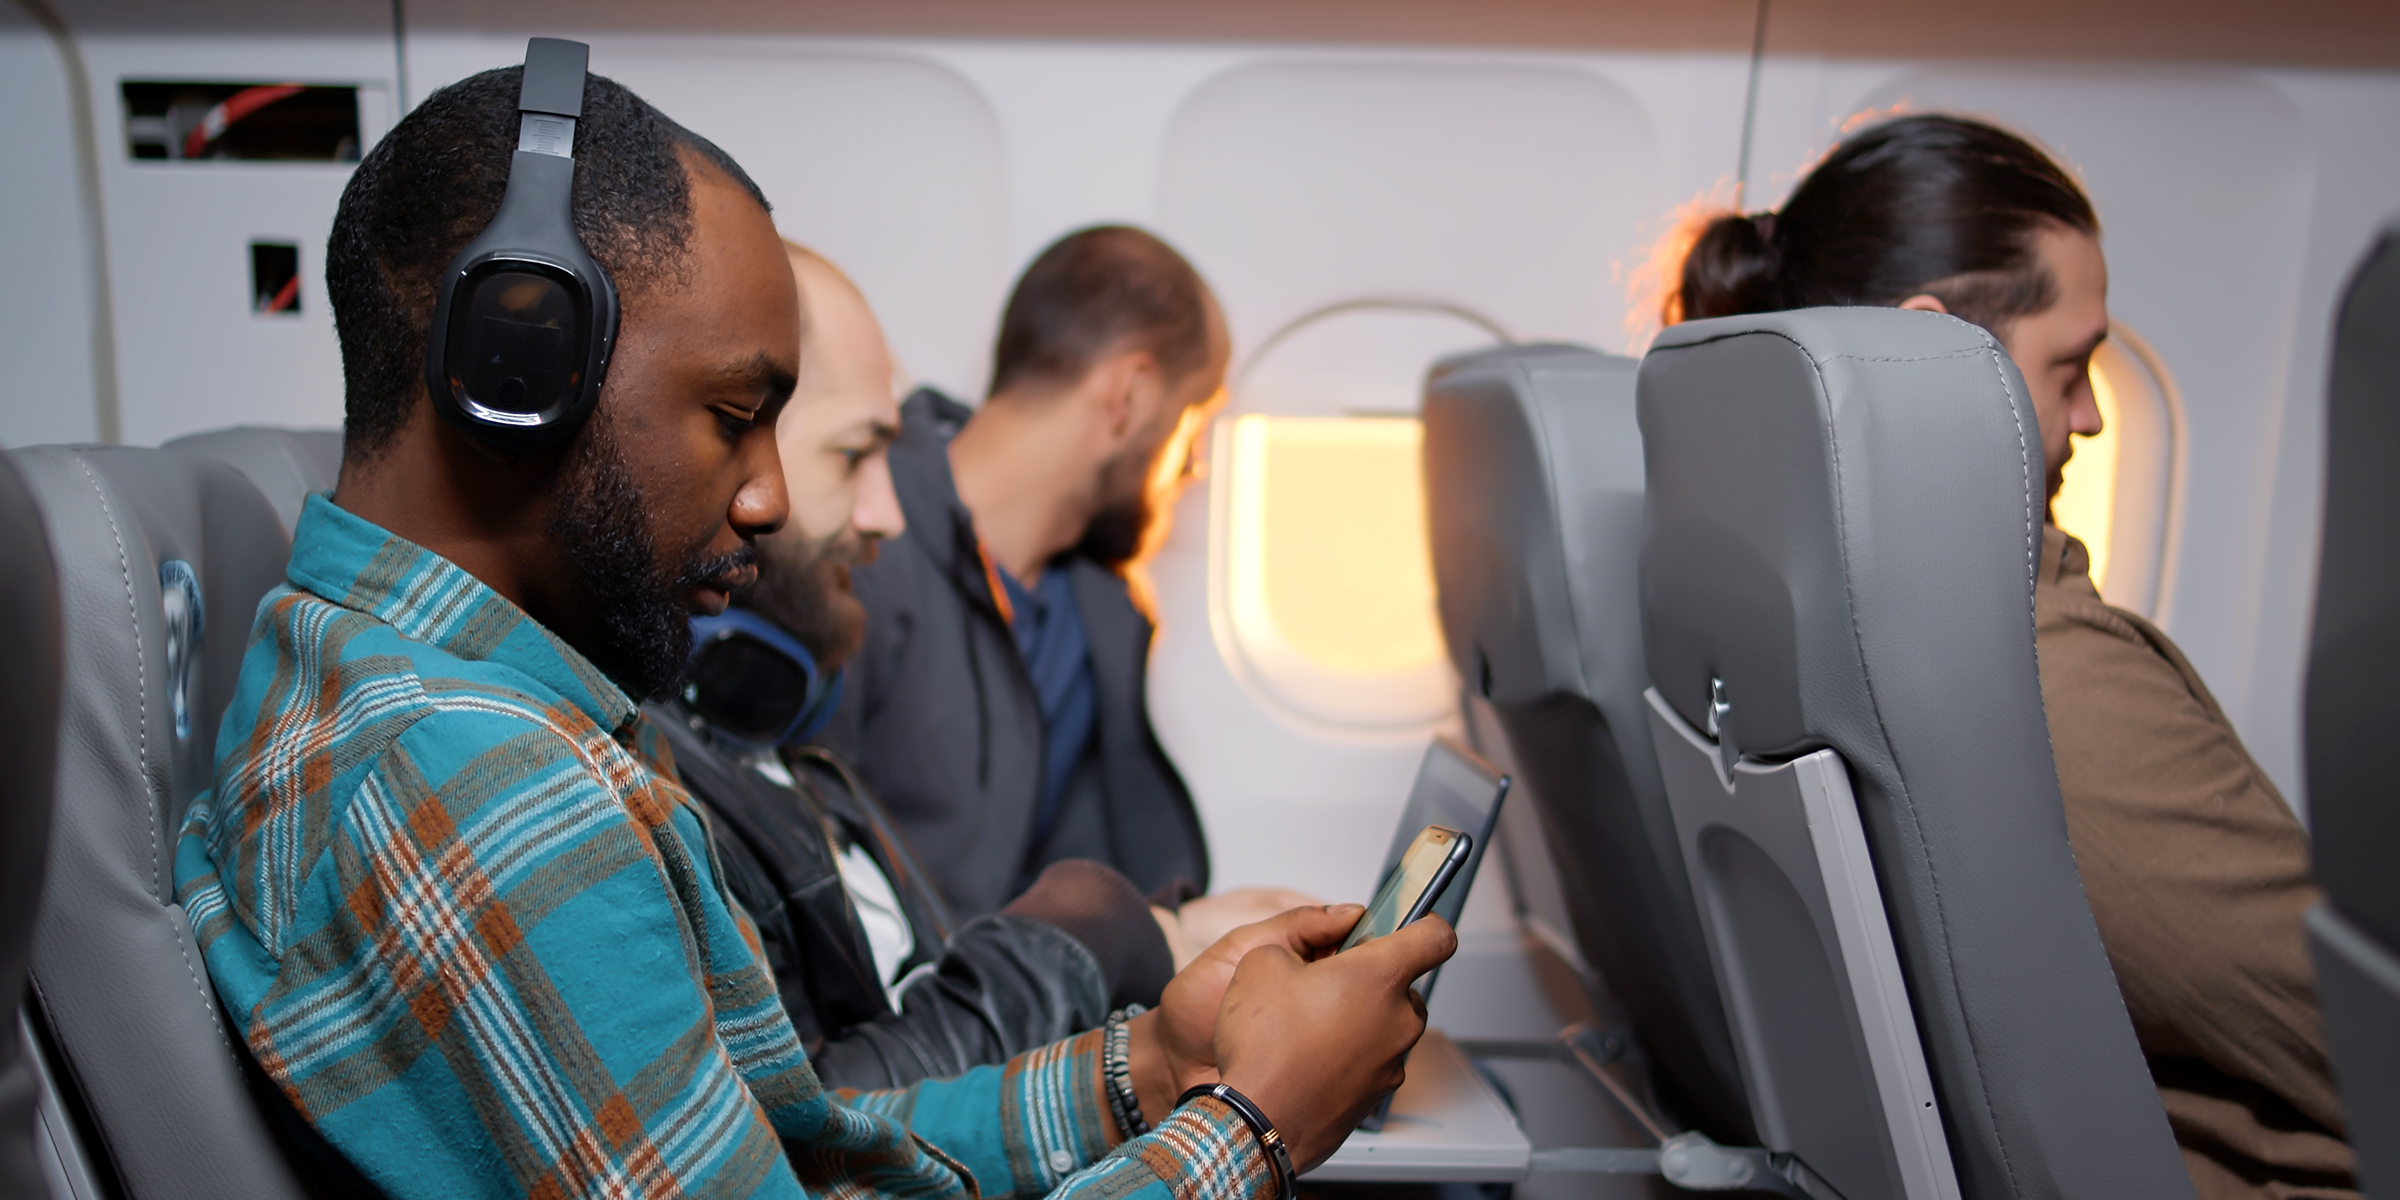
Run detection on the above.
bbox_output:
[0,6,104,447]
[72,25,397,446]
[1158,60,1665,353]
[405,34,1010,403]
[1648,689,1960,1200]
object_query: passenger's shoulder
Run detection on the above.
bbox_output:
[247,591,617,772]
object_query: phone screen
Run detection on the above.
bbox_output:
[1340,825,1465,952]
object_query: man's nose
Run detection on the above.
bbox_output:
[854,453,905,541]
[2075,387,2107,437]
[734,435,790,536]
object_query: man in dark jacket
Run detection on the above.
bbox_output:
[821,226,1228,917]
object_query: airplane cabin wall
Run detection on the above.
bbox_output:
[3,0,2396,896]
[0,3,105,446]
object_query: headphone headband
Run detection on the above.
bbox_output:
[518,37,589,117]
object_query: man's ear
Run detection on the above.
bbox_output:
[1898,293,1950,315]
[1095,351,1159,442]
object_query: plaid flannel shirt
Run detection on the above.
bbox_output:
[175,494,1273,1200]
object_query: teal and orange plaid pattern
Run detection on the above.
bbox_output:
[175,494,1270,1200]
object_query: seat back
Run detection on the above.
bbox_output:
[1421,343,1752,1141]
[2303,216,2400,1195]
[0,452,63,1198]
[13,444,314,1200]
[1637,309,2191,1199]
[163,427,343,535]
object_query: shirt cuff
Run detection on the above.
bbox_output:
[1110,1098,1277,1200]
[1002,1028,1119,1189]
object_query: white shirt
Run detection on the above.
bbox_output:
[748,753,917,1007]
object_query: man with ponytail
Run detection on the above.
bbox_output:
[1666,114,2354,1198]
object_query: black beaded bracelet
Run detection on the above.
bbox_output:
[1178,1083,1296,1200]
[1103,1006,1149,1140]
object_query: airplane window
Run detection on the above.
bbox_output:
[1224,414,1440,670]
[2048,324,2183,618]
[1205,301,1505,730]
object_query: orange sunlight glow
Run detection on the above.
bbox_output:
[2050,357,2126,598]
[1623,180,1740,353]
[1120,384,1228,618]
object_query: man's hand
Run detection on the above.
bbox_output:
[1214,916,1456,1171]
[1124,904,1365,1125]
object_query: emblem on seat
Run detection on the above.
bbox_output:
[160,560,205,740]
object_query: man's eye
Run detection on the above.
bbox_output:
[718,409,759,438]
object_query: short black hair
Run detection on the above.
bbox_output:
[1674,114,2098,335]
[326,65,769,464]
[988,225,1215,399]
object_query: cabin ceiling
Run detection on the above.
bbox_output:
[37,0,2400,68]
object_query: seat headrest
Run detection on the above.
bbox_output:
[2309,216,2400,946]
[164,427,343,536]
[11,444,290,892]
[1424,343,1643,708]
[1638,307,2046,765]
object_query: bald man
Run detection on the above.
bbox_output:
[657,245,1300,1088]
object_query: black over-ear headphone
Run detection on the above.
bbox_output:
[424,38,620,451]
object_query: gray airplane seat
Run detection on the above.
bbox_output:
[1,453,63,1199]
[1421,343,1754,1145]
[10,443,353,1199]
[2304,216,2400,1195]
[163,427,343,534]
[1636,309,2193,1200]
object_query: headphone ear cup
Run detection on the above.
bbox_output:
[684,610,839,747]
[422,40,617,452]
[428,254,613,451]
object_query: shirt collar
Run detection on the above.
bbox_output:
[285,492,638,737]
[2038,523,2096,591]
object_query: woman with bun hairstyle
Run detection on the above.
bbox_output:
[1663,114,2354,1199]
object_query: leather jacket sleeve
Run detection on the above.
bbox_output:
[807,913,1110,1090]
[646,702,1114,1091]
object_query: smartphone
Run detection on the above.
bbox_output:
[1339,825,1471,953]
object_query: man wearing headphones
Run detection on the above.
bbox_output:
[173,47,1452,1200]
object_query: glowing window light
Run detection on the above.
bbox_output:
[2050,361,2125,594]
[1227,414,1443,675]
[1213,413,1453,728]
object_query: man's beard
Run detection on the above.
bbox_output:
[1076,438,1168,569]
[550,414,755,701]
[1076,489,1155,569]
[743,526,874,672]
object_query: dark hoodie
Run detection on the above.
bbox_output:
[819,389,1210,917]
